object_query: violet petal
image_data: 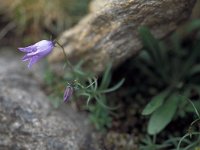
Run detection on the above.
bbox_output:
[63,86,73,102]
[18,45,36,52]
[18,40,54,69]
[28,56,41,69]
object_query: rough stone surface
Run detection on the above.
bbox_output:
[0,49,100,150]
[49,0,196,74]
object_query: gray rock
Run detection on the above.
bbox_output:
[0,49,101,150]
[49,0,196,74]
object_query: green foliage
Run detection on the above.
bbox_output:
[138,21,200,135]
[140,134,200,150]
[147,94,179,135]
[77,63,125,107]
[142,91,168,115]
[140,135,171,150]
[76,63,124,130]
[141,99,200,149]
[88,97,112,130]
[44,60,124,130]
[177,100,200,150]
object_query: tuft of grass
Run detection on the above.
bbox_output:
[43,61,124,131]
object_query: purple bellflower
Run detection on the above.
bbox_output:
[63,86,73,103]
[18,40,55,69]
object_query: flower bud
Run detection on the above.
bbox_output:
[63,86,73,103]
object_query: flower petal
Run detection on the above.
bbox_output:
[63,86,73,102]
[28,56,42,69]
[35,40,54,48]
[22,53,36,61]
[35,40,54,54]
[22,55,31,62]
[18,45,37,52]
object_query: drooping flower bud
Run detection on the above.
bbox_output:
[63,86,73,103]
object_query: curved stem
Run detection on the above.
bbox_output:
[190,118,200,127]
[177,132,200,150]
[54,40,74,72]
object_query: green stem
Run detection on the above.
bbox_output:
[177,132,200,150]
[153,134,157,144]
[54,40,74,72]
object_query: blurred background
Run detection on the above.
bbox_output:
[0,0,199,46]
[0,0,90,46]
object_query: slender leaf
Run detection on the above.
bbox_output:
[177,132,200,150]
[139,26,169,82]
[95,94,118,110]
[158,41,168,74]
[99,78,125,93]
[99,63,112,89]
[187,99,200,118]
[138,26,161,65]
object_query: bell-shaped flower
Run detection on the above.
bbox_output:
[63,86,73,103]
[18,40,55,68]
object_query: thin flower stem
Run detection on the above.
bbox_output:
[190,118,200,127]
[54,40,74,72]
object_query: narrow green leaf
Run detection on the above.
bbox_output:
[99,63,112,89]
[99,78,125,93]
[142,91,168,115]
[139,26,169,82]
[187,99,200,118]
[95,95,118,110]
[88,78,97,90]
[147,94,179,135]
[138,26,161,64]
[74,69,87,76]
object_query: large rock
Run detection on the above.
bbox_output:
[49,0,196,74]
[0,49,100,150]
